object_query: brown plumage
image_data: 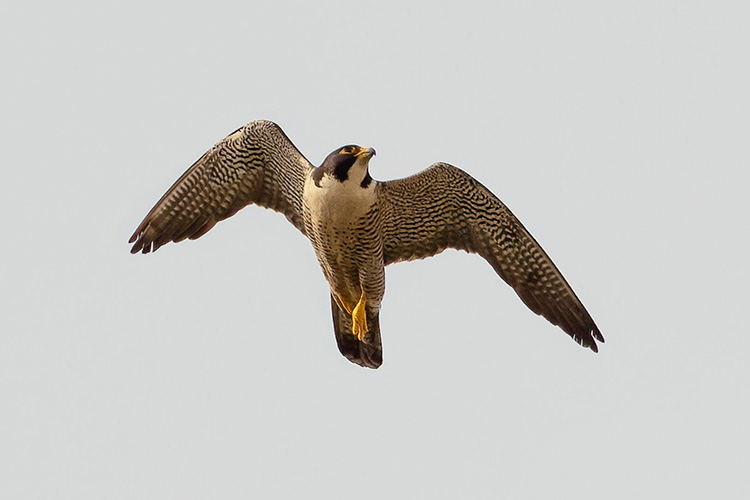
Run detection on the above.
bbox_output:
[129,121,311,253]
[130,120,603,368]
[378,164,603,352]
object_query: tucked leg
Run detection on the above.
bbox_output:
[351,292,368,341]
[329,294,383,369]
[333,294,354,316]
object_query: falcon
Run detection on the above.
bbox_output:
[130,120,603,368]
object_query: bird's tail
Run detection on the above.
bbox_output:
[330,295,382,369]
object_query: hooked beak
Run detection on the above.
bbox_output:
[355,147,376,158]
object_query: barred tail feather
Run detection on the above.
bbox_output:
[330,295,382,369]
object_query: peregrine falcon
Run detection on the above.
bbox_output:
[130,120,603,368]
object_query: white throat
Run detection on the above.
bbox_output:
[304,159,377,224]
[346,156,372,186]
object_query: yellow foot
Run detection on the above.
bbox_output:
[351,292,368,342]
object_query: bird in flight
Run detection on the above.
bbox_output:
[130,120,603,368]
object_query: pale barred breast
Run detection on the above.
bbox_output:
[302,174,380,292]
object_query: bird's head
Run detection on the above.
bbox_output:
[316,145,376,188]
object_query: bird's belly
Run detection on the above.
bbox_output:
[309,220,367,302]
[302,175,383,306]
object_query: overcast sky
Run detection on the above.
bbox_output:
[2,1,748,498]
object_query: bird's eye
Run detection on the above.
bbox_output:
[340,146,354,155]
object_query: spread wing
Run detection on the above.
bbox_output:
[130,120,313,254]
[377,163,604,351]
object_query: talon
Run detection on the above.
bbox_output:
[352,292,368,341]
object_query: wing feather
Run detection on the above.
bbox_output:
[377,163,603,351]
[129,120,312,254]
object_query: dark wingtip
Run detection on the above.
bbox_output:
[129,227,145,254]
[586,326,604,353]
[129,235,153,255]
[588,324,604,353]
[593,327,605,343]
[129,234,143,254]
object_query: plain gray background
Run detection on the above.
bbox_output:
[2,1,748,498]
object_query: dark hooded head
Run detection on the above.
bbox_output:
[313,145,376,188]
